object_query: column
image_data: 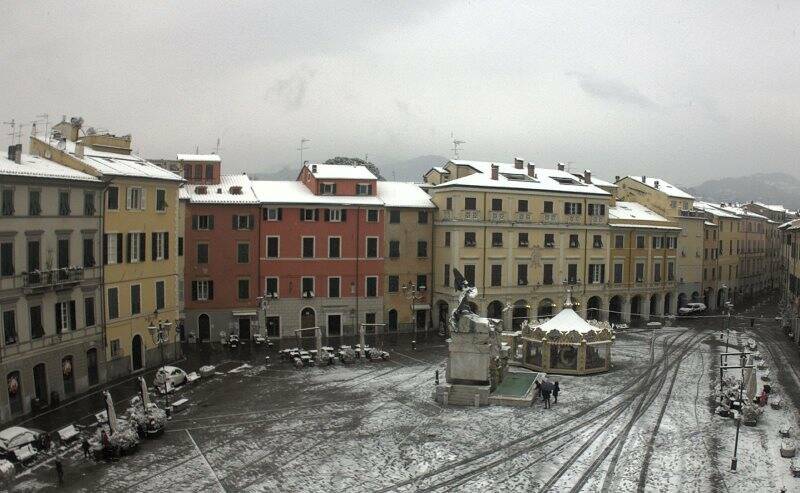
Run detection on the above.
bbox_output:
[622,297,632,323]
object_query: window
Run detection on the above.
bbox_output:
[543,201,553,213]
[263,208,281,221]
[593,235,603,248]
[544,233,555,248]
[465,197,477,210]
[463,265,476,287]
[55,300,76,333]
[265,277,278,297]
[518,232,529,247]
[1,242,14,276]
[59,190,71,215]
[194,214,214,230]
[302,277,315,297]
[84,192,96,216]
[614,235,624,248]
[589,264,605,284]
[491,198,502,211]
[30,306,44,339]
[388,275,399,293]
[635,263,645,282]
[418,211,428,224]
[366,277,378,297]
[564,202,582,215]
[366,237,378,258]
[367,209,379,222]
[464,232,476,247]
[320,182,336,195]
[490,265,503,286]
[668,261,675,281]
[27,239,39,273]
[636,235,645,249]
[652,236,663,249]
[108,287,119,319]
[265,316,280,338]
[356,183,372,195]
[653,263,662,282]
[416,274,427,290]
[2,310,16,345]
[57,238,69,269]
[107,186,119,210]
[152,232,168,261]
[389,210,400,223]
[126,187,143,210]
[110,339,121,358]
[588,204,606,216]
[302,237,315,258]
[237,242,250,263]
[83,237,95,267]
[518,200,528,212]
[154,281,165,310]
[104,234,119,266]
[446,197,453,210]
[517,264,528,285]
[567,264,578,284]
[569,234,580,248]
[614,263,623,284]
[328,277,341,298]
[543,264,554,285]
[327,208,344,222]
[417,241,428,258]
[197,243,209,264]
[184,165,193,179]
[444,264,451,287]
[194,164,203,179]
[300,208,316,222]
[1,189,13,216]
[205,164,213,179]
[238,278,250,300]
[666,237,678,249]
[193,280,213,301]
[156,189,167,212]
[444,232,451,247]
[28,190,41,216]
[492,232,503,247]
[328,237,341,258]
[266,237,279,258]
[131,285,141,315]
[84,297,95,327]
[234,214,255,229]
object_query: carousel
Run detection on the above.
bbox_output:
[518,290,614,375]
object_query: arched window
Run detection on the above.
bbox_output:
[7,371,22,414]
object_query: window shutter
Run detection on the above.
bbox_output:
[139,234,146,262]
[318,183,324,194]
[588,204,594,215]
[116,234,123,263]
[126,234,132,263]
[140,188,147,210]
[164,233,169,260]
[577,203,582,215]
[368,184,373,195]
[314,209,319,221]
[55,304,62,333]
[601,264,606,283]
[69,301,76,330]
[208,215,214,229]
[233,215,238,229]
[191,281,198,301]
[299,209,305,221]
[262,209,269,220]
[103,234,109,265]
[208,281,214,300]
[277,208,283,220]
[248,215,254,229]
[332,184,337,194]
[324,209,330,221]
[600,204,606,215]
[341,209,347,222]
[126,188,132,210]
[152,233,158,261]
[564,203,570,214]
[192,215,198,230]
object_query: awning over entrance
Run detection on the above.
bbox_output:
[412,304,431,311]
[232,310,257,317]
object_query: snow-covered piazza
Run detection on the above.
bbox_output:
[5,298,800,492]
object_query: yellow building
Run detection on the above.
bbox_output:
[30,118,184,378]
[693,202,742,308]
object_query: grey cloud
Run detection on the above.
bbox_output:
[265,68,316,111]
[566,71,657,108]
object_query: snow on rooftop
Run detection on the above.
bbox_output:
[720,204,769,221]
[377,181,435,208]
[609,201,669,222]
[252,181,383,206]
[0,153,100,182]
[536,308,601,334]
[439,160,610,196]
[177,154,221,162]
[184,174,258,204]
[694,201,740,219]
[305,163,376,180]
[625,176,694,200]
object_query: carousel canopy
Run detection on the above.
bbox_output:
[536,308,598,334]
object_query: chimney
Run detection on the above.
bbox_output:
[75,143,84,158]
[557,162,565,171]
[13,144,22,164]
[614,175,620,182]
[6,145,13,161]
[527,163,536,178]
[490,164,499,180]
[514,157,523,169]
[311,164,317,173]
[654,180,660,189]
[641,175,646,183]
[584,169,592,184]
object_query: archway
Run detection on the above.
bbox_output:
[388,309,398,331]
[131,335,144,371]
[649,294,659,317]
[537,299,555,319]
[301,307,316,329]
[512,300,529,330]
[663,293,672,315]
[198,314,210,341]
[609,296,623,323]
[630,295,642,320]
[677,293,688,309]
[487,300,504,320]
[587,296,602,321]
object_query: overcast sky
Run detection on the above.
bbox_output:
[1,1,798,184]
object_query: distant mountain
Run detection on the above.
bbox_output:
[382,155,448,182]
[686,172,800,209]
[250,166,297,181]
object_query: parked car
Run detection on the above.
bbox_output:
[153,366,188,389]
[0,426,45,462]
[679,302,707,315]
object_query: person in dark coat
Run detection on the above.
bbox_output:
[553,381,560,404]
[81,438,91,458]
[55,456,64,486]
[541,380,552,409]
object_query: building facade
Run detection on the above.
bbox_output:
[0,147,106,422]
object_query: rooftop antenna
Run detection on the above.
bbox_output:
[451,132,465,159]
[297,138,310,166]
[214,137,221,154]
[35,113,49,139]
[3,119,16,145]
[7,124,26,147]
[195,144,199,154]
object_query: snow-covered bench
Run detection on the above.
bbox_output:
[172,398,189,413]
[56,424,80,443]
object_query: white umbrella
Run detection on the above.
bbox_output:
[103,390,117,434]
[139,377,150,407]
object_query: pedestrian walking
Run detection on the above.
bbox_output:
[81,437,91,458]
[55,456,64,486]
[553,381,560,404]
[543,388,551,409]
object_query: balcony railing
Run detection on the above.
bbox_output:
[20,267,94,293]
[515,212,532,222]
[541,213,559,224]
[589,216,605,224]
[489,211,505,222]
[463,210,481,221]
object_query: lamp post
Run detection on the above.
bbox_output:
[402,282,426,339]
[147,319,173,414]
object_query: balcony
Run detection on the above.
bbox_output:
[439,210,454,221]
[22,267,93,294]
[565,215,582,224]
[489,211,505,222]
[589,216,605,225]
[541,213,559,224]
[463,210,481,221]
[515,212,532,222]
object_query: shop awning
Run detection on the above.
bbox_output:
[232,310,257,317]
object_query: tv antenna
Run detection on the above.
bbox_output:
[215,137,221,154]
[297,138,310,165]
[3,119,16,145]
[33,113,49,139]
[451,133,465,159]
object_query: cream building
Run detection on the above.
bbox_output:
[0,146,105,422]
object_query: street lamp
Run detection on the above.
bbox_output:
[147,319,173,414]
[402,282,426,339]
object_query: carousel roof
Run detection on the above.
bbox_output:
[537,308,599,334]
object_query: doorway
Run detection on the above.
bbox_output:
[415,310,427,330]
[238,317,251,340]
[198,314,210,341]
[132,334,144,371]
[32,363,48,402]
[327,314,342,336]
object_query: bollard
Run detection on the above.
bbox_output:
[435,369,439,385]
